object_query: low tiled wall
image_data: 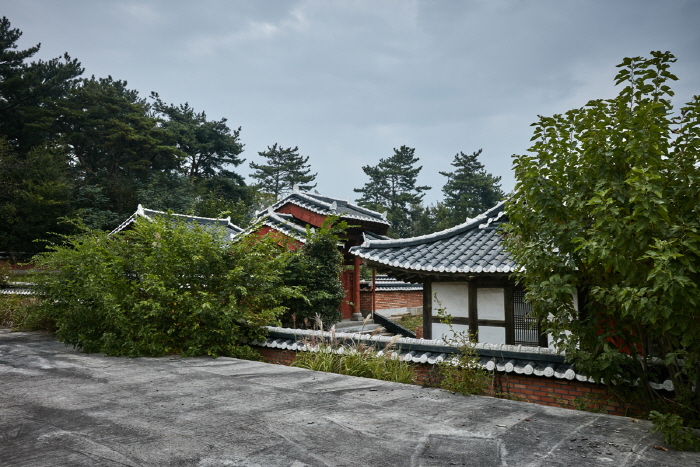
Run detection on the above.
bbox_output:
[252,344,640,418]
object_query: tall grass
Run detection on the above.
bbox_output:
[291,316,415,384]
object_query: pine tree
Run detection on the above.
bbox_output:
[354,145,431,237]
[439,149,504,228]
[249,143,317,198]
[0,17,83,152]
[152,94,244,180]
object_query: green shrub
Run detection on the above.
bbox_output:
[650,411,700,451]
[32,216,297,357]
[280,218,347,328]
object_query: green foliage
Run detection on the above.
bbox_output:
[292,326,415,384]
[32,216,295,358]
[0,139,75,252]
[61,77,181,220]
[249,143,317,198]
[435,295,490,395]
[280,217,346,328]
[505,51,700,447]
[650,411,700,451]
[0,16,83,152]
[354,145,431,238]
[439,149,504,229]
[152,94,244,180]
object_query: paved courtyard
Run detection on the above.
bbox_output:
[1,329,699,466]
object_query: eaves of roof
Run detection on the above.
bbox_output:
[110,205,244,241]
[350,201,515,277]
[263,189,391,227]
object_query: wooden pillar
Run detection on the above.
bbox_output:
[422,279,432,340]
[353,256,361,317]
[468,281,478,340]
[371,267,376,319]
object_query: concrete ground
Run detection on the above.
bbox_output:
[1,330,699,467]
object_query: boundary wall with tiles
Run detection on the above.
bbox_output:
[252,328,650,418]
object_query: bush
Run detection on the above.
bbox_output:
[280,218,347,328]
[32,216,297,357]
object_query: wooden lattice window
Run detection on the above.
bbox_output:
[512,289,542,346]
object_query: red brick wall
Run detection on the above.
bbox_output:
[359,290,423,311]
[253,345,641,418]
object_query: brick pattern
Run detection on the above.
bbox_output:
[253,345,642,418]
[359,290,423,311]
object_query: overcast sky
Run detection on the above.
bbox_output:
[5,1,700,203]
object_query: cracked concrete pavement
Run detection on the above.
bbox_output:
[1,329,699,466]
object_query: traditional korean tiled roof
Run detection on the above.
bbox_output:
[350,201,513,280]
[110,205,244,241]
[263,188,391,227]
[254,327,676,392]
[254,210,311,243]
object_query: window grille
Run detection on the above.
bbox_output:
[513,290,540,346]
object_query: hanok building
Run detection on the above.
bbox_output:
[110,205,244,240]
[251,189,391,320]
[350,201,556,347]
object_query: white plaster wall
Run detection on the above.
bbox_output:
[478,326,506,345]
[431,282,469,318]
[477,288,505,320]
[432,322,471,343]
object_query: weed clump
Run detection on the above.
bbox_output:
[435,294,490,395]
[291,316,415,384]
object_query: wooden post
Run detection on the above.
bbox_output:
[468,282,478,340]
[372,267,376,319]
[422,279,432,340]
[353,256,361,318]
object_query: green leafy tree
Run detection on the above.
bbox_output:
[354,145,431,237]
[0,17,83,152]
[504,52,700,447]
[249,143,317,198]
[439,149,504,229]
[32,216,297,358]
[280,218,346,328]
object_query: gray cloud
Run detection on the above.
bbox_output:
[5,0,700,203]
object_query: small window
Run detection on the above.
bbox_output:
[512,289,543,346]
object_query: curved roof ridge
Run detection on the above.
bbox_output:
[357,201,506,249]
[261,190,391,226]
[300,191,389,219]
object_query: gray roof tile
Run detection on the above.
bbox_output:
[350,202,514,278]
[111,205,244,240]
[261,189,391,226]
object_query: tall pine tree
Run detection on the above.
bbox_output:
[354,145,431,237]
[439,149,504,228]
[249,143,317,198]
[0,16,83,152]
